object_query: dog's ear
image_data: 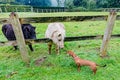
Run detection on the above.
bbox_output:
[67,50,72,54]
[67,50,70,53]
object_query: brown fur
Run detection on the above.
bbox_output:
[67,50,103,74]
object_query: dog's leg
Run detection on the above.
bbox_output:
[77,64,81,72]
[48,42,52,54]
[93,68,97,75]
[90,66,97,75]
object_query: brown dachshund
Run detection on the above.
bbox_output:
[67,50,106,74]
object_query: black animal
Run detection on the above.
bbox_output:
[2,24,36,51]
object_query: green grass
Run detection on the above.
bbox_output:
[1,12,120,19]
[0,12,117,18]
[0,13,120,80]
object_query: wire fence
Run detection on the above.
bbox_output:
[1,6,120,13]
[0,6,67,13]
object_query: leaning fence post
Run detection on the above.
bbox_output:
[100,11,117,57]
[0,7,2,13]
[9,12,30,64]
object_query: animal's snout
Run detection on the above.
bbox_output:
[57,41,64,49]
[59,45,64,49]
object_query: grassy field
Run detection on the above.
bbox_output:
[0,12,120,18]
[1,12,120,18]
[0,12,120,80]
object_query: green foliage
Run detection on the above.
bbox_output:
[70,7,87,12]
[96,0,109,8]
[107,0,120,8]
[0,5,31,12]
[65,0,74,9]
[0,0,15,3]
[87,0,96,10]
[73,0,82,7]
[73,0,120,11]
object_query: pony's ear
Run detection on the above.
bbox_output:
[25,26,30,32]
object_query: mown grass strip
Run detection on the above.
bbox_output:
[0,12,111,18]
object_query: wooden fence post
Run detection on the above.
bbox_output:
[31,7,33,12]
[100,11,117,57]
[42,9,43,13]
[0,7,1,13]
[4,7,7,12]
[9,12,30,64]
[37,9,38,13]
[50,9,51,13]
[15,8,18,12]
[24,8,26,12]
[45,9,47,13]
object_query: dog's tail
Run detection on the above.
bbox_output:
[97,64,107,67]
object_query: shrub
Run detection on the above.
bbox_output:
[0,5,31,12]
